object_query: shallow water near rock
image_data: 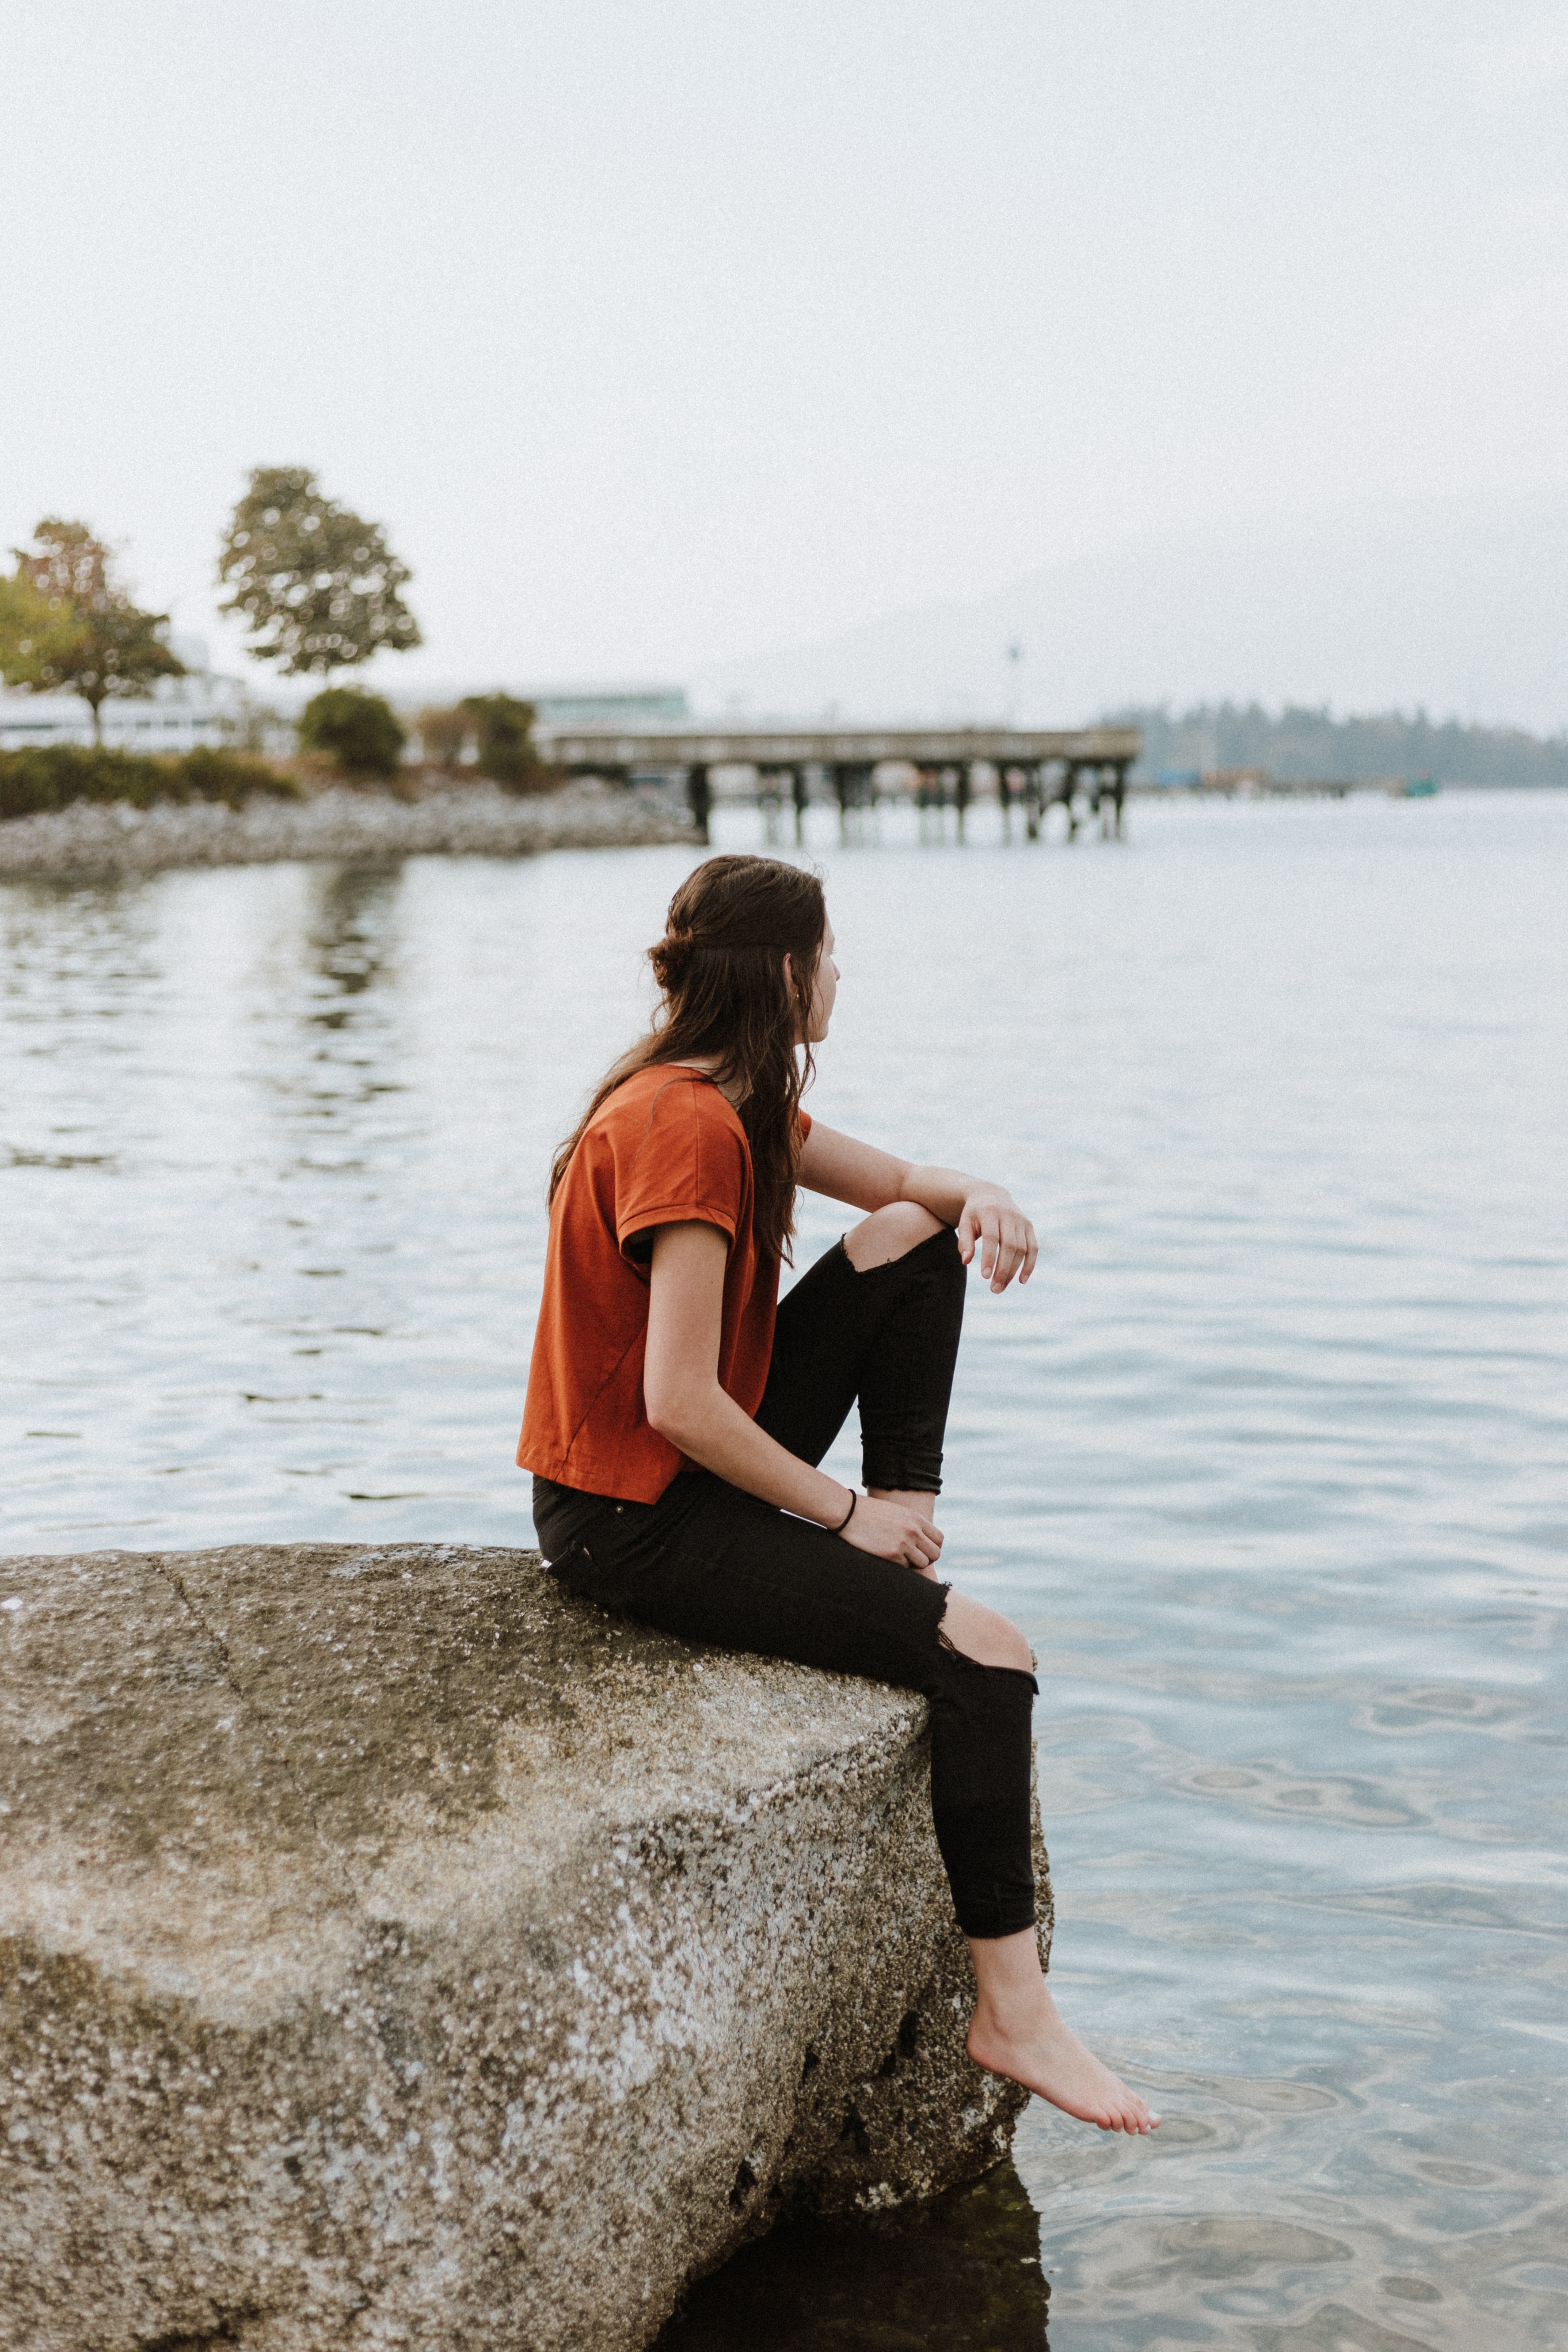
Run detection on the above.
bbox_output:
[4,788,1566,2348]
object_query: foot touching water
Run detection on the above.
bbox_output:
[967,1985,1161,2134]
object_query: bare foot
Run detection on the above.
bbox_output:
[967,1986,1160,2134]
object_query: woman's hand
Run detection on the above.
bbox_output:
[838,1495,944,1572]
[956,1187,1038,1294]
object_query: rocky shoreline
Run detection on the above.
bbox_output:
[0,777,692,879]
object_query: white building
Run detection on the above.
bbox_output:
[0,639,293,758]
[0,668,691,759]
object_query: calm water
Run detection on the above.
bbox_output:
[4,791,1566,2348]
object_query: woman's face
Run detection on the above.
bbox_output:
[804,918,838,1044]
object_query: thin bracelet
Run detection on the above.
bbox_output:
[830,1487,858,1533]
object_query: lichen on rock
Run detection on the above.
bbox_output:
[0,1541,1051,2352]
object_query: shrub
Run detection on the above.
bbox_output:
[297,687,407,778]
[0,743,298,822]
[458,693,540,790]
[174,747,297,807]
[415,704,469,771]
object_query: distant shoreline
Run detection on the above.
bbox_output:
[0,778,692,880]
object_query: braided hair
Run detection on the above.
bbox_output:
[549,854,826,1263]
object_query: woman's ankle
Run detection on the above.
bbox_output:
[973,1979,1056,2030]
[967,1924,1050,2014]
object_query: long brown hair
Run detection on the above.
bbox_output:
[550,854,826,1263]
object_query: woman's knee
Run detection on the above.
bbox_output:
[937,1591,1035,1675]
[844,1200,946,1271]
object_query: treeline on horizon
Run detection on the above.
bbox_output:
[1109,704,1568,788]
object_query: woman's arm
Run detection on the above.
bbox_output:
[643,1221,942,1569]
[799,1122,1038,1294]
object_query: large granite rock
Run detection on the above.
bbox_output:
[0,1543,1051,2352]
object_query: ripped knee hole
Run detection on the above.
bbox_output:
[937,1620,1035,1676]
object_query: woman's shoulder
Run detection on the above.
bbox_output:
[592,1063,744,1144]
[586,1064,751,1230]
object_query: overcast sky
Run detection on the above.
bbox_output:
[4,2,1566,708]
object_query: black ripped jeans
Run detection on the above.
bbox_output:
[532,1226,1038,1940]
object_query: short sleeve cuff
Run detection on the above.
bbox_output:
[617,1201,738,1264]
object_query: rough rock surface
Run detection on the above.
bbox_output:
[0,779,689,879]
[0,1542,1052,2352]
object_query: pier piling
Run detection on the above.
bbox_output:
[540,726,1140,850]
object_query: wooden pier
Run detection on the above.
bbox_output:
[532,723,1142,844]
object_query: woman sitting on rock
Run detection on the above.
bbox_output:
[520,852,1157,2135]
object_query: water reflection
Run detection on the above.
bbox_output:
[656,2162,1049,2349]
[261,862,409,1165]
[0,874,164,1050]
[302,860,402,1024]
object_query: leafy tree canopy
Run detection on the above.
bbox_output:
[0,567,86,689]
[458,692,539,787]
[218,467,422,677]
[4,521,185,740]
[415,704,469,771]
[297,687,407,778]
[1114,700,1568,788]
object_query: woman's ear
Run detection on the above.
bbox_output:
[781,951,794,992]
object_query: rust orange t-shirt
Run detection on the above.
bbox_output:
[517,1066,810,1503]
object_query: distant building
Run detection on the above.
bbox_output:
[0,641,292,757]
[0,670,691,758]
[523,685,688,725]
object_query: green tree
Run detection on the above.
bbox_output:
[217,466,422,676]
[0,567,85,689]
[5,521,185,742]
[415,704,469,772]
[297,687,407,778]
[458,692,539,788]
